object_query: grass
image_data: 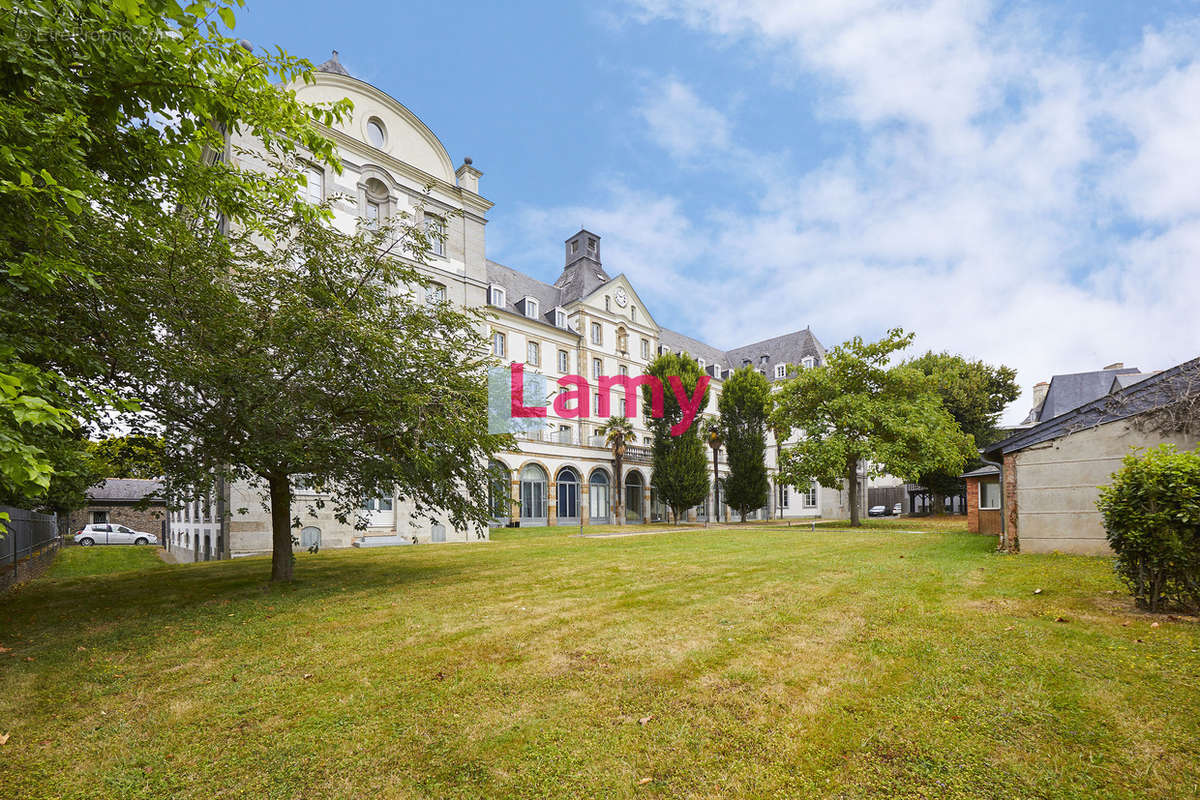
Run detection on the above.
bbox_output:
[2,524,1198,799]
[46,545,166,578]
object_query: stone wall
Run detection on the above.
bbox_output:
[67,505,167,539]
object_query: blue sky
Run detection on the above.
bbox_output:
[235,1,1200,421]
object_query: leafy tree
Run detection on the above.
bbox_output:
[719,366,771,522]
[770,329,974,526]
[599,416,636,525]
[906,352,1020,514]
[89,435,165,480]
[113,196,505,581]
[643,353,710,524]
[702,417,724,523]
[0,0,348,504]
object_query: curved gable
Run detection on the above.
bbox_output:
[295,71,456,183]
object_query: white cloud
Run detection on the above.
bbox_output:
[512,2,1200,423]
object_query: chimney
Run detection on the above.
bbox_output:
[455,157,481,194]
[1102,362,1124,370]
[1032,381,1049,409]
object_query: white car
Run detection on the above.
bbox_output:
[74,523,158,546]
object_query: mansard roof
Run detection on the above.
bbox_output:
[725,327,825,379]
[485,260,563,325]
[986,355,1200,457]
[486,258,824,378]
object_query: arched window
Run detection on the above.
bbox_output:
[625,471,644,523]
[488,461,510,525]
[520,464,548,525]
[589,468,610,524]
[556,467,580,521]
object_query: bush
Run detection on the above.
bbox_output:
[1097,444,1200,612]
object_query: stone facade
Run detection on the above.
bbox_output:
[67,505,166,538]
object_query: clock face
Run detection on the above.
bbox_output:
[615,288,628,307]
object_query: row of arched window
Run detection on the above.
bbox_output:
[489,461,646,525]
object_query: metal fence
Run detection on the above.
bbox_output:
[1,505,60,571]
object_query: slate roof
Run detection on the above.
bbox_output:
[725,327,826,383]
[960,465,1000,479]
[487,256,825,381]
[316,51,351,77]
[658,328,731,372]
[86,479,165,505]
[485,260,564,326]
[985,355,1200,458]
[1026,366,1140,423]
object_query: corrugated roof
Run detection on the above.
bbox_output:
[960,465,1000,479]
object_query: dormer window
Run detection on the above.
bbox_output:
[554,307,567,329]
[802,356,815,369]
[742,359,751,367]
[775,364,787,379]
[760,354,769,366]
[697,358,706,370]
[523,297,539,319]
[489,286,506,307]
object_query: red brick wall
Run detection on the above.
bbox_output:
[966,478,980,533]
[1001,453,1019,553]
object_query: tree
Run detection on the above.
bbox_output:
[906,352,1020,514]
[703,417,724,524]
[643,353,710,524]
[89,435,165,480]
[1098,444,1200,612]
[770,329,974,526]
[0,0,348,506]
[719,366,771,522]
[599,416,635,525]
[114,195,505,581]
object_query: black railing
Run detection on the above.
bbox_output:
[1,505,60,572]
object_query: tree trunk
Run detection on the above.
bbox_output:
[617,454,625,525]
[268,473,294,582]
[930,490,945,516]
[848,459,861,527]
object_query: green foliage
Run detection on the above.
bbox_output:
[1098,444,1200,612]
[771,329,974,525]
[89,435,165,480]
[644,352,710,522]
[599,416,636,524]
[108,197,506,580]
[906,351,1020,508]
[719,366,771,521]
[0,0,348,505]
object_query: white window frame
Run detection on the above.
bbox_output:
[592,358,602,379]
[557,349,569,373]
[802,356,815,369]
[424,213,445,257]
[554,307,567,329]
[302,163,323,204]
[527,340,540,367]
[524,297,539,319]
[492,331,506,358]
[775,364,788,379]
[979,480,1001,510]
[489,286,506,307]
[803,483,817,508]
[591,322,602,345]
[641,339,650,359]
[426,283,446,305]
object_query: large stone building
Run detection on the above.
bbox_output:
[166,53,862,560]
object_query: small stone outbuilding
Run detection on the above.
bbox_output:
[67,479,166,539]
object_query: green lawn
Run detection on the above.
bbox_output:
[2,524,1198,799]
[46,545,167,578]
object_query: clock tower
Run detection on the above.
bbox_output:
[554,228,612,304]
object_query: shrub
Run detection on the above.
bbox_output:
[1097,444,1200,612]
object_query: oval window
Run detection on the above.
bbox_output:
[366,118,385,149]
